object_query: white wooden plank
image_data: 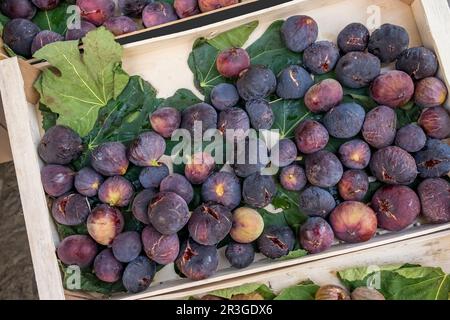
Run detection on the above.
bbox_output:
[149,229,450,300]
[0,57,65,300]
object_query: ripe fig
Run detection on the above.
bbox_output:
[303,41,340,75]
[338,139,371,170]
[148,191,190,235]
[414,139,450,178]
[176,239,219,280]
[279,164,307,191]
[202,172,242,209]
[57,235,97,268]
[395,124,427,153]
[276,65,313,99]
[370,146,418,185]
[188,203,232,246]
[370,71,414,108]
[281,15,318,53]
[225,241,255,269]
[38,125,83,165]
[338,170,369,201]
[299,186,336,218]
[304,79,343,113]
[372,185,421,231]
[417,178,450,223]
[91,142,129,176]
[185,152,215,184]
[242,173,276,208]
[329,201,377,243]
[230,207,264,244]
[98,176,134,207]
[316,285,351,300]
[337,23,369,53]
[368,23,409,63]
[396,47,438,80]
[122,256,156,293]
[335,52,381,89]
[299,217,334,254]
[418,106,450,139]
[216,47,250,78]
[294,120,329,154]
[128,131,166,167]
[74,167,104,197]
[323,102,365,139]
[52,193,90,226]
[257,226,295,259]
[150,107,181,138]
[131,189,155,224]
[362,106,397,149]
[87,204,124,245]
[414,77,448,108]
[141,225,179,265]
[305,150,343,188]
[41,165,74,197]
[93,248,123,283]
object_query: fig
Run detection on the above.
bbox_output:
[98,176,134,207]
[372,185,421,231]
[338,170,369,201]
[38,125,83,165]
[150,107,181,138]
[57,235,97,268]
[338,139,371,169]
[257,226,295,259]
[315,285,351,300]
[216,47,250,79]
[160,173,194,204]
[279,164,307,191]
[202,172,242,209]
[87,204,124,245]
[323,102,365,139]
[418,106,450,139]
[225,241,255,269]
[91,142,129,176]
[337,23,369,53]
[304,79,343,113]
[368,23,409,63]
[122,256,156,293]
[299,217,334,254]
[370,146,418,185]
[242,173,276,208]
[414,77,448,108]
[329,201,377,243]
[280,15,318,53]
[303,41,340,75]
[417,178,450,223]
[41,165,74,197]
[131,189,155,224]
[230,207,264,244]
[294,120,329,154]
[362,106,397,149]
[185,152,215,184]
[395,124,427,153]
[148,191,190,235]
[176,239,219,280]
[335,52,381,89]
[299,186,336,218]
[188,203,232,246]
[414,139,450,178]
[51,193,90,226]
[370,71,414,108]
[141,225,179,265]
[276,65,313,99]
[74,167,104,197]
[396,47,438,80]
[93,248,123,283]
[128,131,166,167]
[305,150,343,188]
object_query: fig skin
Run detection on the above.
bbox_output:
[91,142,129,176]
[368,23,409,63]
[141,225,180,265]
[230,207,264,244]
[370,146,418,185]
[417,178,450,224]
[87,204,124,246]
[414,77,448,108]
[329,201,377,243]
[315,285,351,300]
[395,124,427,153]
[371,185,421,231]
[337,23,369,53]
[418,106,450,139]
[305,150,343,188]
[362,106,397,149]
[351,287,385,300]
[370,70,414,109]
[38,125,83,165]
[294,120,329,155]
[216,47,250,79]
[396,47,438,80]
[280,15,318,53]
[338,170,369,201]
[414,139,450,178]
[338,139,371,170]
[304,79,343,113]
[299,217,334,254]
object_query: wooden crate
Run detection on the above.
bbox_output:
[150,229,450,300]
[0,0,449,300]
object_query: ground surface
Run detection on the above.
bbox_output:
[0,162,38,299]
